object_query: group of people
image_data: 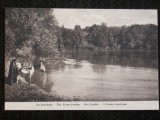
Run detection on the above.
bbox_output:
[7,58,32,85]
[7,58,45,85]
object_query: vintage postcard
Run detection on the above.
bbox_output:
[5,8,158,110]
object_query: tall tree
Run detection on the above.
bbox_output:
[5,8,58,57]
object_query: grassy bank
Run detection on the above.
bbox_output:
[5,83,71,102]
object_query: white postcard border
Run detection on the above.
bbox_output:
[5,101,159,110]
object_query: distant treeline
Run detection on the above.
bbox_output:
[57,23,158,51]
[5,8,158,58]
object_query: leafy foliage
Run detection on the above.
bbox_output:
[61,24,158,51]
[5,8,58,58]
[5,8,158,59]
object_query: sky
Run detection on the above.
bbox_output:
[53,9,157,29]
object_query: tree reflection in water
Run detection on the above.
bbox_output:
[30,51,158,100]
[68,51,158,69]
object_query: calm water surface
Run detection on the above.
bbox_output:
[32,51,158,101]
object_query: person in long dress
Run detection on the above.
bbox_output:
[7,59,18,85]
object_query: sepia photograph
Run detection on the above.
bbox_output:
[5,8,158,110]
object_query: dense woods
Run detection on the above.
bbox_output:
[5,8,158,59]
[60,23,158,51]
[5,8,58,58]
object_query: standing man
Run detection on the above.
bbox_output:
[7,59,18,85]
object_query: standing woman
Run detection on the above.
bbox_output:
[7,59,18,85]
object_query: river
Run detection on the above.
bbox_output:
[31,51,159,101]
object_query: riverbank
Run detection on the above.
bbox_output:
[5,83,71,102]
[5,54,70,102]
